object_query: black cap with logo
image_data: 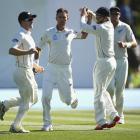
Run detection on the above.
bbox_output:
[18,11,37,23]
[110,7,120,13]
[96,7,110,17]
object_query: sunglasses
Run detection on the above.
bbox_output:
[110,13,120,16]
[24,18,33,22]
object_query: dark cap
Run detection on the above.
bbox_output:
[96,7,109,17]
[18,11,37,23]
[110,7,120,13]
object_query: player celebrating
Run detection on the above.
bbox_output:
[107,7,137,124]
[39,8,88,131]
[0,11,44,133]
[80,7,120,130]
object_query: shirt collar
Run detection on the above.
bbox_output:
[20,27,31,35]
[54,26,68,33]
[116,21,122,27]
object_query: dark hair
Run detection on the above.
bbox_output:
[56,8,68,15]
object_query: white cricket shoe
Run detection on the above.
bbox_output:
[107,116,120,128]
[71,99,78,109]
[117,118,125,124]
[42,124,53,132]
[9,125,30,133]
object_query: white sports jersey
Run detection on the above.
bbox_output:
[12,27,35,68]
[81,16,115,59]
[39,27,82,65]
[114,21,136,58]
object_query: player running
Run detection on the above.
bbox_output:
[0,11,44,133]
[38,8,88,131]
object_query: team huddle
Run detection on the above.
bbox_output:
[0,6,137,133]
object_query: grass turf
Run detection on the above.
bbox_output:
[0,109,140,140]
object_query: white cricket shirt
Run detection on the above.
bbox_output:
[114,21,136,59]
[12,27,35,68]
[81,16,115,59]
[39,27,82,65]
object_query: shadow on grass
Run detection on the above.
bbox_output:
[0,131,11,134]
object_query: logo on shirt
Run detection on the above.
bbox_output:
[53,34,58,40]
[118,29,123,33]
[92,25,96,30]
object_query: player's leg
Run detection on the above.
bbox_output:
[107,76,115,101]
[94,58,119,129]
[0,97,21,121]
[10,69,35,133]
[104,60,117,117]
[93,61,108,126]
[10,89,31,133]
[103,58,120,127]
[41,69,54,131]
[0,69,25,121]
[31,74,38,105]
[57,66,78,108]
[115,58,128,124]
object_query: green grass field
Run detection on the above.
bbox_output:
[0,109,140,140]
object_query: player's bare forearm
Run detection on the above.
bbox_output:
[87,9,96,21]
[9,47,38,56]
[80,7,96,23]
[34,47,41,60]
[118,41,137,48]
[81,31,88,39]
[80,7,88,17]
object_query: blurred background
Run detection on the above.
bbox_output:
[117,0,140,88]
[0,0,139,89]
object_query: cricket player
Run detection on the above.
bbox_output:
[39,8,88,131]
[107,7,137,124]
[80,7,120,130]
[0,11,44,133]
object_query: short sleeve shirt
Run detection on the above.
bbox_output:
[39,27,82,65]
[11,27,35,68]
[114,21,136,58]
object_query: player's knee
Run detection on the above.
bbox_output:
[24,85,34,96]
[33,95,38,104]
[64,98,71,105]
[42,95,51,104]
[21,104,30,111]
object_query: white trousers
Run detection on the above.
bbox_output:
[93,57,118,125]
[42,63,76,126]
[107,58,128,119]
[4,67,38,128]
